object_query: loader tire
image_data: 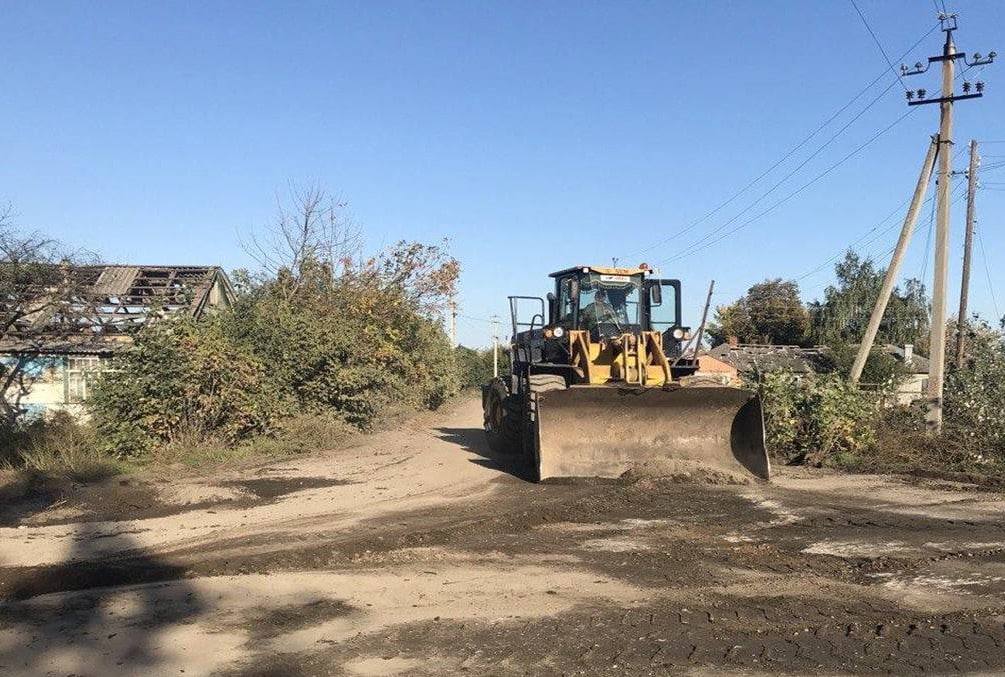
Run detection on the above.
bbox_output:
[525,374,568,479]
[484,379,523,455]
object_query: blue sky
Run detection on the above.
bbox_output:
[3,0,1003,347]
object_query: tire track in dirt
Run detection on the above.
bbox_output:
[2,397,1004,676]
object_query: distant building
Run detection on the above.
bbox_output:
[881,343,930,406]
[700,342,834,378]
[696,340,929,405]
[0,265,235,418]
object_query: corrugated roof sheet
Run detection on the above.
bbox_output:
[0,264,234,356]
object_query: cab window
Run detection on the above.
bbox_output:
[649,280,679,332]
[558,276,576,326]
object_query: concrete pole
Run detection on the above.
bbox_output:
[927,31,956,434]
[491,315,500,378]
[850,136,939,383]
[955,139,979,366]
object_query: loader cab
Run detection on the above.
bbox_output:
[548,267,684,349]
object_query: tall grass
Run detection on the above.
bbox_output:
[0,412,124,481]
[148,412,358,468]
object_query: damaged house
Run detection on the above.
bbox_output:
[698,341,930,405]
[0,264,234,419]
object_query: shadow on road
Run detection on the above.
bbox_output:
[0,532,208,675]
[433,426,535,482]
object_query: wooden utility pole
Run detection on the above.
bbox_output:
[955,139,979,366]
[851,136,939,383]
[901,13,994,433]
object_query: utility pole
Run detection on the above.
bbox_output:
[692,280,715,359]
[449,299,457,346]
[955,139,979,366]
[490,314,500,378]
[902,13,994,433]
[851,136,939,383]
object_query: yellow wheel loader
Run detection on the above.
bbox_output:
[482,265,770,481]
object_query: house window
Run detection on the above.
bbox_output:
[66,356,106,403]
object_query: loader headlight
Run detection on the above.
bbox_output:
[671,327,685,340]
[544,325,565,339]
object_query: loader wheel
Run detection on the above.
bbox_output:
[525,374,568,479]
[484,380,523,455]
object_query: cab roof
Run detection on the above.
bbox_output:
[548,265,650,278]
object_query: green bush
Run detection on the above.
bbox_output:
[88,223,462,458]
[945,318,1005,464]
[759,371,879,466]
[224,277,458,429]
[454,345,507,388]
[827,341,907,387]
[89,318,286,458]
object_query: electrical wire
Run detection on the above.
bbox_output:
[794,179,964,307]
[672,58,978,270]
[919,183,938,282]
[976,229,1001,320]
[849,0,911,91]
[458,313,495,323]
[619,21,940,261]
[794,198,913,282]
[656,107,917,265]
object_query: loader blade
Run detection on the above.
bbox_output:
[535,386,770,481]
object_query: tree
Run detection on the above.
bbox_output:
[227,185,462,427]
[0,207,94,426]
[455,345,509,388]
[240,182,362,297]
[708,279,809,346]
[809,251,928,349]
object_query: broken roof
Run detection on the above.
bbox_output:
[882,344,930,374]
[1,264,234,355]
[707,343,835,374]
[69,265,233,327]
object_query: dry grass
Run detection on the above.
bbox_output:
[0,413,125,482]
[149,412,358,468]
[827,405,1005,483]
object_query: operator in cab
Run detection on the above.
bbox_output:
[580,287,629,332]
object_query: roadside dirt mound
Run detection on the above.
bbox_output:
[620,458,752,486]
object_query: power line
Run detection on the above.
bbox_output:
[458,313,494,323]
[976,228,1001,320]
[849,0,910,91]
[918,183,937,283]
[794,195,921,283]
[796,179,965,299]
[656,107,917,265]
[623,80,898,260]
[722,59,980,284]
[620,21,940,261]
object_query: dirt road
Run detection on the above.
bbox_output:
[1,396,1004,676]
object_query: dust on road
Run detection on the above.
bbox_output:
[1,396,1003,676]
